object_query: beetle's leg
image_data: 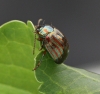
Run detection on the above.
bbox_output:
[33,50,46,71]
[33,33,37,55]
[39,45,43,50]
[39,41,44,50]
[36,38,44,50]
[37,37,43,41]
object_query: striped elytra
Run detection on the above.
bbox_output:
[33,19,69,70]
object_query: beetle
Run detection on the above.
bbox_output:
[33,19,69,70]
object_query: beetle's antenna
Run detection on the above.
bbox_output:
[51,22,54,28]
[37,19,43,26]
[42,20,45,26]
[33,33,37,54]
[51,22,52,26]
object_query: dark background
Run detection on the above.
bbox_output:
[0,0,100,74]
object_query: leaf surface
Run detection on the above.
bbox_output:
[35,46,100,94]
[0,20,41,94]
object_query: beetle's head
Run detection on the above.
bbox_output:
[35,19,54,38]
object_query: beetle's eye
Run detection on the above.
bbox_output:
[37,29,40,31]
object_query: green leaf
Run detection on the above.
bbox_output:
[35,49,100,94]
[0,20,41,94]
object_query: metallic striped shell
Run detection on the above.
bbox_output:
[39,25,53,37]
[39,26,69,64]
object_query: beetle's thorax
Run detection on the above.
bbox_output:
[37,25,54,38]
